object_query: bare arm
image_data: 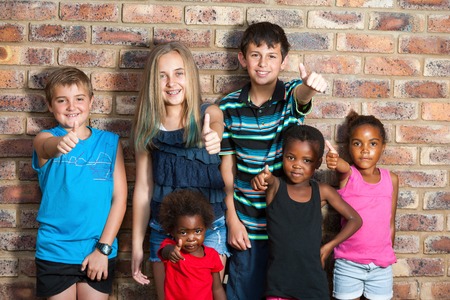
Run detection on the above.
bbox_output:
[220,154,251,250]
[390,171,399,245]
[325,140,352,188]
[131,150,153,285]
[212,272,227,300]
[81,142,128,280]
[319,184,362,267]
[250,165,279,205]
[203,104,224,154]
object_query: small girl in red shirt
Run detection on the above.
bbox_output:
[158,190,226,300]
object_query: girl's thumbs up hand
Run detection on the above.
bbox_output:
[251,165,272,191]
[325,140,339,170]
[202,113,221,154]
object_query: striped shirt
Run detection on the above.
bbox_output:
[219,79,312,240]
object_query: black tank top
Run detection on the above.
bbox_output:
[266,178,330,299]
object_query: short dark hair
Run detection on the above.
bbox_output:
[282,125,325,158]
[44,67,93,105]
[345,110,386,144]
[240,22,291,60]
[159,189,214,234]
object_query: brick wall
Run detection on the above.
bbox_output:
[0,1,448,299]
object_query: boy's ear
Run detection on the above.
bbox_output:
[281,54,288,71]
[238,52,247,68]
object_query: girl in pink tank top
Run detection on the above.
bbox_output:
[326,110,399,300]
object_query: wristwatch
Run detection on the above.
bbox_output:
[95,242,112,256]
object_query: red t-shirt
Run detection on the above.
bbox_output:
[158,238,224,300]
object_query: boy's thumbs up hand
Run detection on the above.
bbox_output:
[299,63,327,94]
[57,121,79,154]
[325,140,339,170]
[251,165,273,191]
[202,113,221,154]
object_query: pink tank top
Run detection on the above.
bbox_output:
[334,165,396,267]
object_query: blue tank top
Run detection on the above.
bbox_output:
[32,125,119,264]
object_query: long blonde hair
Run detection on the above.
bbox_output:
[132,42,203,152]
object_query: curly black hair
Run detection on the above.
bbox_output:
[282,124,325,158]
[345,110,386,144]
[159,189,214,234]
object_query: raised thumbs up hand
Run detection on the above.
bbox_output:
[251,165,273,191]
[202,113,221,154]
[325,140,339,170]
[299,63,327,94]
[57,120,80,154]
[168,239,185,264]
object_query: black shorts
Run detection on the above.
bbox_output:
[35,258,116,297]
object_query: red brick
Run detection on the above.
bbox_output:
[0,45,20,64]
[289,32,333,51]
[428,14,450,33]
[424,235,450,254]
[399,35,450,55]
[193,51,239,71]
[248,8,304,28]
[185,6,244,25]
[0,94,47,113]
[424,191,450,210]
[365,57,420,76]
[214,75,249,94]
[394,80,448,98]
[0,281,35,300]
[277,0,332,5]
[421,281,450,299]
[0,183,41,204]
[308,100,357,119]
[116,96,137,115]
[0,1,57,21]
[308,10,363,29]
[396,170,447,188]
[381,146,416,165]
[19,257,36,276]
[395,235,420,254]
[91,72,141,92]
[89,118,132,138]
[363,101,418,120]
[395,258,444,276]
[0,70,25,89]
[0,138,33,157]
[369,12,425,32]
[0,232,36,251]
[422,102,450,121]
[337,33,394,53]
[26,117,57,135]
[396,213,444,231]
[18,160,37,181]
[393,281,418,299]
[0,258,18,276]
[91,95,113,114]
[60,3,119,22]
[0,23,24,42]
[25,47,54,65]
[0,161,16,180]
[29,24,87,43]
[333,79,390,98]
[397,190,419,209]
[0,116,24,134]
[336,0,394,7]
[59,48,116,68]
[200,74,213,94]
[421,147,450,165]
[119,50,150,69]
[397,125,450,144]
[424,58,450,77]
[304,54,361,74]
[154,28,212,48]
[92,26,150,47]
[19,209,39,229]
[399,0,450,10]
[0,209,16,228]
[215,29,243,49]
[122,4,182,23]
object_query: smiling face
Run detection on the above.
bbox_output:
[238,42,287,88]
[282,139,321,186]
[158,50,187,108]
[349,124,385,171]
[172,214,206,257]
[48,83,93,132]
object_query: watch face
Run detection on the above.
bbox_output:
[97,243,112,255]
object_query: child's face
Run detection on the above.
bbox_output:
[172,215,206,256]
[48,83,93,131]
[158,51,186,108]
[349,124,385,170]
[238,42,287,88]
[283,140,321,186]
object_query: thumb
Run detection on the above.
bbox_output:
[325,140,337,153]
[72,120,79,134]
[176,239,182,250]
[299,63,308,80]
[202,113,211,134]
[264,164,270,175]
